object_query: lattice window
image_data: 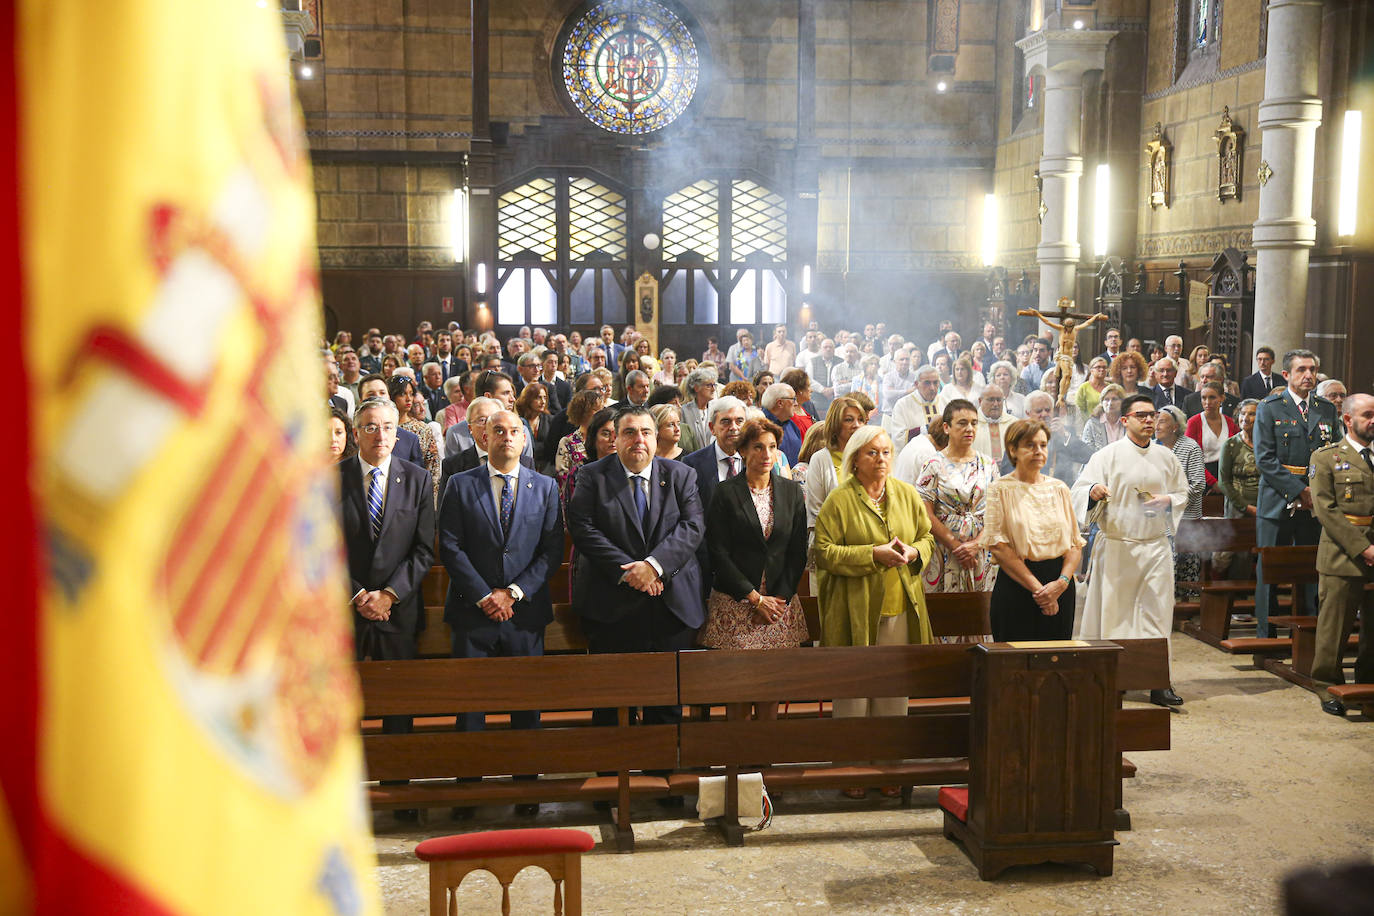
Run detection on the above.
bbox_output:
[730,179,787,262]
[568,177,627,259]
[662,179,719,261]
[497,178,557,261]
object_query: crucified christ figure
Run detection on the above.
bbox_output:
[1017,298,1110,408]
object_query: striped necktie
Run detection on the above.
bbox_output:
[366,467,384,539]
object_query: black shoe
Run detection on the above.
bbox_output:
[393,808,420,823]
[1321,698,1348,717]
[515,803,540,816]
[1150,688,1184,707]
[450,806,474,820]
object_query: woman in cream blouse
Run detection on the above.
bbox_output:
[981,418,1085,641]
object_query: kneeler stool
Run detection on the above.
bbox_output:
[414,827,594,915]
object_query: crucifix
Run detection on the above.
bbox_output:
[1017,297,1109,408]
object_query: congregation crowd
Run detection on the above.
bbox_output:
[325,311,1374,772]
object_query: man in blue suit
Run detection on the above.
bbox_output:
[1254,348,1343,636]
[681,395,748,599]
[439,409,564,723]
[568,406,705,727]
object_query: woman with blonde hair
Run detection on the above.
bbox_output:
[814,424,935,798]
[1080,383,1126,452]
[801,395,867,538]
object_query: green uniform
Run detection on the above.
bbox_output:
[1308,439,1374,685]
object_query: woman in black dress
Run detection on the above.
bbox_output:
[982,419,1085,641]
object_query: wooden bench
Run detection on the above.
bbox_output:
[674,637,1171,845]
[1260,615,1363,689]
[1326,684,1374,715]
[1184,535,1310,650]
[359,652,678,852]
[1175,517,1263,644]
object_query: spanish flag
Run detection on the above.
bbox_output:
[2,2,379,913]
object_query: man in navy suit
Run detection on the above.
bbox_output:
[682,395,748,600]
[1150,357,1193,411]
[439,397,533,497]
[338,397,435,732]
[439,410,563,731]
[568,406,705,727]
[1239,345,1279,401]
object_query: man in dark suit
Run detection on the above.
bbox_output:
[1181,362,1239,418]
[568,407,705,727]
[1240,345,1279,401]
[1254,349,1343,637]
[433,330,467,381]
[1150,357,1193,411]
[1097,326,1122,365]
[682,395,749,602]
[440,397,534,496]
[359,372,423,465]
[338,397,435,729]
[439,410,563,732]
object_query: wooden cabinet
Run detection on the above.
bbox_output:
[942,641,1120,879]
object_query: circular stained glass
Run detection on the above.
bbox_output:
[561,1,700,135]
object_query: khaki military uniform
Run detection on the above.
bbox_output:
[1308,439,1374,684]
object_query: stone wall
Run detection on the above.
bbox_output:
[1136,0,1266,261]
[312,163,458,269]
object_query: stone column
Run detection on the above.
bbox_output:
[1015,29,1115,315]
[1251,0,1324,365]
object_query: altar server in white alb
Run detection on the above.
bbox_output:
[1071,393,1190,708]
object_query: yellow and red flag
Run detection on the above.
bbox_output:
[4,2,379,913]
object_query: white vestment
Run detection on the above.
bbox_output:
[1071,438,1188,658]
[886,391,941,447]
[893,433,939,486]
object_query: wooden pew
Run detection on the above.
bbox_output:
[1326,684,1374,715]
[1260,615,1362,689]
[673,637,1171,845]
[1175,517,1262,643]
[1217,545,1317,661]
[358,652,678,852]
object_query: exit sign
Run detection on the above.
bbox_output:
[441,296,454,314]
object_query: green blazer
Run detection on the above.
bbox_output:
[813,475,935,647]
[1310,439,1374,578]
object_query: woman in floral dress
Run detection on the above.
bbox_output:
[914,399,998,594]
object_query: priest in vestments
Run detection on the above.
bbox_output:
[1071,393,1190,707]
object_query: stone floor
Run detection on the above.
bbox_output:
[373,634,1373,915]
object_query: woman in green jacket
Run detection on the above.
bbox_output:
[814,425,935,779]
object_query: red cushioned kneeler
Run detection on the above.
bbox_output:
[415,828,594,861]
[937,786,968,823]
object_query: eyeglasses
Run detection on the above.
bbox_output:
[1125,411,1157,420]
[359,423,397,435]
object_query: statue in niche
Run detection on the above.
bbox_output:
[1146,122,1171,210]
[1212,106,1245,202]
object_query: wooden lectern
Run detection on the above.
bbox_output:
[941,640,1121,879]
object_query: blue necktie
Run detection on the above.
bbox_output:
[366,467,384,539]
[498,474,514,537]
[632,475,648,525]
